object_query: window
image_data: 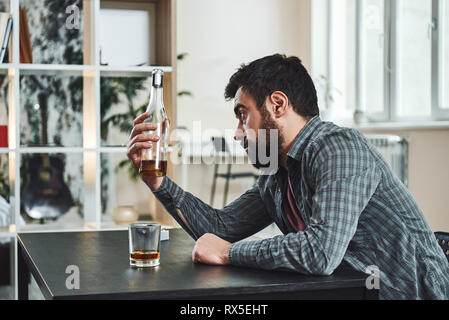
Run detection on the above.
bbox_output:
[361,0,386,117]
[326,0,356,120]
[395,0,432,119]
[439,0,449,110]
[313,0,449,123]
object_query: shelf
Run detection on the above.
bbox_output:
[0,64,14,69]
[16,147,131,153]
[2,147,132,153]
[0,64,15,74]
[99,147,128,153]
[0,228,13,238]
[19,64,95,76]
[0,64,173,77]
[99,65,172,77]
[18,147,87,153]
[0,233,13,238]
[1,0,177,300]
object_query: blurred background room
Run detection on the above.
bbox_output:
[0,0,447,299]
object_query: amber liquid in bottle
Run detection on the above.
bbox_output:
[140,160,168,177]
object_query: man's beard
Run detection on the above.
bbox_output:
[246,106,283,171]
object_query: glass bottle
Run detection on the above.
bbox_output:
[139,69,170,177]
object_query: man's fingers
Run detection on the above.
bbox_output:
[128,141,153,156]
[133,112,150,126]
[190,234,231,266]
[128,133,160,148]
[130,153,139,164]
[127,114,161,171]
[192,244,201,264]
[129,122,159,140]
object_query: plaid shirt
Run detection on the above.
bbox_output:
[153,116,449,300]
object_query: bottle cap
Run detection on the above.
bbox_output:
[152,69,164,88]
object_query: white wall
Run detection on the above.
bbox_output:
[361,128,449,232]
[176,0,311,134]
[174,0,310,235]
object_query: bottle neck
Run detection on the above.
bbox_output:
[149,85,164,108]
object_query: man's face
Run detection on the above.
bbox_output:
[233,88,280,170]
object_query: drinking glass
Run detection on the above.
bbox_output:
[128,223,161,267]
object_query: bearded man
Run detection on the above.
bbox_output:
[127,54,449,300]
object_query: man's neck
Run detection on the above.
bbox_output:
[279,115,310,169]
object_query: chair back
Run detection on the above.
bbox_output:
[435,232,449,262]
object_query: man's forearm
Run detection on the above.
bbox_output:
[141,175,195,234]
[144,175,232,265]
[228,232,331,275]
[176,208,195,235]
[148,176,272,245]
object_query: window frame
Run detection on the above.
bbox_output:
[433,0,449,119]
[323,0,449,123]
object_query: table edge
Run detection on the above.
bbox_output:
[49,277,366,300]
[17,234,55,300]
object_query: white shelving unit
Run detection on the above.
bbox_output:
[0,0,177,299]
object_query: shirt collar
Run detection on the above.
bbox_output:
[287,115,322,161]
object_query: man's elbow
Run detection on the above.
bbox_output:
[310,257,338,276]
[316,265,336,276]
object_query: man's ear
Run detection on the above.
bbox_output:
[269,91,289,118]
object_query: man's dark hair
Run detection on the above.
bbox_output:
[224,54,319,118]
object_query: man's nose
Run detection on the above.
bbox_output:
[234,128,245,142]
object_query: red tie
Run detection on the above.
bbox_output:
[282,177,306,231]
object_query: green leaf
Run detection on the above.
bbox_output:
[177,52,189,61]
[178,91,193,97]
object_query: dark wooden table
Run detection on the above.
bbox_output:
[17,229,378,300]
